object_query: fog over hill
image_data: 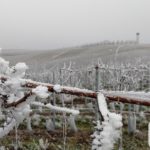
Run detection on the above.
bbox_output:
[1,43,150,70]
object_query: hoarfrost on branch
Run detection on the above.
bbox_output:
[92,93,122,150]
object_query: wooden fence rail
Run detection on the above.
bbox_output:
[1,76,150,107]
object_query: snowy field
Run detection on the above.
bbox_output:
[2,44,150,68]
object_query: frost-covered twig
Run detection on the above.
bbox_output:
[4,92,32,108]
[31,101,79,115]
[92,93,122,150]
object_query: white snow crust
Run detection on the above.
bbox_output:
[92,93,122,150]
[53,84,61,93]
[32,85,49,99]
[31,101,79,115]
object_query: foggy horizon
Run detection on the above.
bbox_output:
[0,0,150,50]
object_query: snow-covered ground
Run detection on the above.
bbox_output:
[2,44,150,68]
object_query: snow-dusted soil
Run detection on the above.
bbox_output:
[1,44,150,68]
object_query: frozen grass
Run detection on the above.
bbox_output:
[0,115,149,150]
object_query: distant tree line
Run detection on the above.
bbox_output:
[78,40,138,48]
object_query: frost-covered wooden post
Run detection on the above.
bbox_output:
[148,68,150,91]
[60,68,63,85]
[52,71,56,129]
[128,104,136,134]
[148,68,150,113]
[95,65,102,121]
[119,69,123,150]
[60,68,67,150]
[95,65,99,92]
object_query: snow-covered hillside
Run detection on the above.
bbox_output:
[2,44,150,68]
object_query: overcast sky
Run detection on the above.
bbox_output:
[0,0,150,50]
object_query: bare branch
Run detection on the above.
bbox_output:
[4,92,32,108]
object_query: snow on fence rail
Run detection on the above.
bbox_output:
[1,76,150,107]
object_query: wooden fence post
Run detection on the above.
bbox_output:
[95,65,104,121]
[52,71,56,129]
